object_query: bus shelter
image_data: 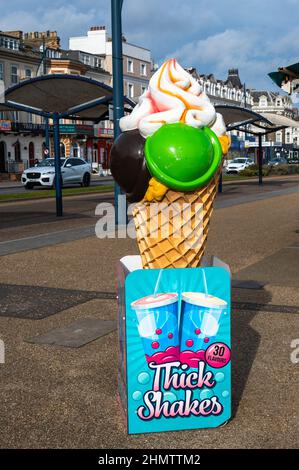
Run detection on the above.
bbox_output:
[215,105,287,185]
[2,74,134,216]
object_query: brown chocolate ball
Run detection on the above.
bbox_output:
[110,129,151,203]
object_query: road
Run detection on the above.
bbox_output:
[0,175,299,249]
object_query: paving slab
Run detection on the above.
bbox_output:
[0,283,117,320]
[0,306,298,448]
[236,247,299,287]
[27,318,116,348]
[0,188,298,448]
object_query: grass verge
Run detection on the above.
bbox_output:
[222,175,251,181]
[0,184,114,202]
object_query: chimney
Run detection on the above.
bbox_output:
[90,26,106,31]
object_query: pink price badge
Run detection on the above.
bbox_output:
[205,342,231,369]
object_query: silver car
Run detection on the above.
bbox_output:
[21,158,91,189]
[226,158,254,174]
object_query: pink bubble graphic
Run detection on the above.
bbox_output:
[195,328,201,335]
[186,339,194,347]
[205,342,231,368]
[204,337,209,343]
[151,341,159,349]
[168,333,173,339]
[156,328,162,335]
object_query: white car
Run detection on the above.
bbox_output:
[21,157,92,189]
[226,158,254,174]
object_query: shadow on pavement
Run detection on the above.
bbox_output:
[231,287,272,418]
[0,211,92,230]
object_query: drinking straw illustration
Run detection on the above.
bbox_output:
[202,269,209,297]
[153,269,163,297]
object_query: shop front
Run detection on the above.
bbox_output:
[93,126,114,172]
[58,123,95,160]
[0,120,45,175]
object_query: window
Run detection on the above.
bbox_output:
[11,65,18,84]
[0,37,19,50]
[276,99,282,107]
[259,97,267,107]
[0,62,3,81]
[128,59,134,73]
[14,141,21,161]
[82,55,90,65]
[67,157,84,166]
[141,86,146,94]
[286,132,291,144]
[276,131,282,143]
[72,158,85,166]
[94,57,102,68]
[25,68,32,79]
[12,111,19,122]
[128,83,134,98]
[60,144,66,158]
[140,63,147,76]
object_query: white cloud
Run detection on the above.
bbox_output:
[1,0,299,90]
[0,5,101,47]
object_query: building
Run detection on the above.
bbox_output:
[251,90,299,161]
[186,67,254,154]
[46,49,112,163]
[0,27,152,178]
[69,26,152,101]
[0,31,46,175]
[187,67,253,108]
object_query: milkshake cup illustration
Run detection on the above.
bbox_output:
[131,293,179,364]
[180,292,227,368]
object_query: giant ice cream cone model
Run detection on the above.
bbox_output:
[111,59,230,269]
[133,165,222,269]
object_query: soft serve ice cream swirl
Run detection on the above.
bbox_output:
[120,58,217,138]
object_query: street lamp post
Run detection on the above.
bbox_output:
[53,112,63,216]
[111,0,126,225]
[258,134,263,185]
[42,38,50,155]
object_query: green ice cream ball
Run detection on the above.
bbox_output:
[144,122,222,191]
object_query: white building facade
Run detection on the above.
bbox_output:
[0,27,152,177]
[186,67,254,155]
[251,91,299,161]
[69,26,152,101]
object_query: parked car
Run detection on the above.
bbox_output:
[21,158,92,189]
[267,157,288,166]
[225,158,254,174]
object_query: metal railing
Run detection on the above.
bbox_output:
[5,160,29,173]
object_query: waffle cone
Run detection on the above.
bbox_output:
[133,168,221,269]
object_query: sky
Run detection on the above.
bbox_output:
[1,0,299,90]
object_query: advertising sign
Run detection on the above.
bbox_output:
[0,120,11,132]
[118,259,231,434]
[59,124,94,135]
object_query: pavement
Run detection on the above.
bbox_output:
[0,176,298,448]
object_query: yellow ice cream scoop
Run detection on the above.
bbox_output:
[144,177,168,202]
[218,135,231,155]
